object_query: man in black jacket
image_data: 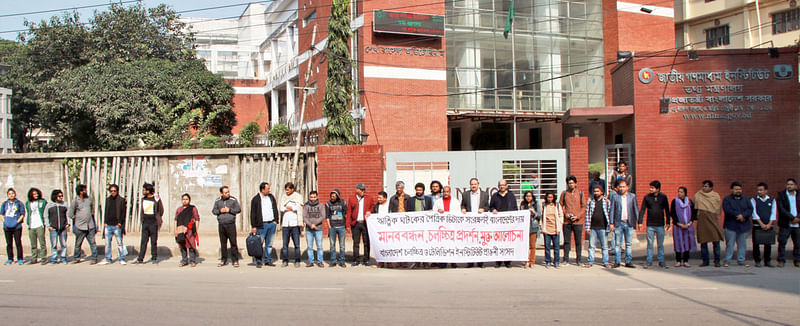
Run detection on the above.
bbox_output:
[490,179,517,268]
[250,182,279,267]
[639,180,671,268]
[461,178,489,214]
[406,183,433,212]
[99,184,127,265]
[389,181,410,213]
[776,178,800,268]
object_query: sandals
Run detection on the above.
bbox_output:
[232,262,240,268]
[674,262,682,267]
[217,262,227,267]
[683,262,691,267]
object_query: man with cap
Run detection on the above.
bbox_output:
[348,183,374,266]
[325,188,348,267]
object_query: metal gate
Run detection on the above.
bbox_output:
[605,144,634,193]
[385,149,567,201]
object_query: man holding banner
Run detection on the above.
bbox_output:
[348,183,374,267]
[461,178,489,268]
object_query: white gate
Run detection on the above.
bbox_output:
[385,149,567,202]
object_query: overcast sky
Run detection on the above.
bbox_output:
[0,0,262,40]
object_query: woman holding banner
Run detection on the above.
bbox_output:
[520,191,540,268]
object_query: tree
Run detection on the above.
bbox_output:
[39,59,234,151]
[0,3,235,152]
[239,121,262,147]
[268,123,290,146]
[322,0,358,145]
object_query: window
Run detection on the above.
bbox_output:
[772,8,800,35]
[303,10,316,28]
[705,25,729,48]
[502,160,558,202]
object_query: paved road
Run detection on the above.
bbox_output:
[1,257,798,326]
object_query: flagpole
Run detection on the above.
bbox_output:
[511,2,517,150]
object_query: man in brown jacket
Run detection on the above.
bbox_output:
[560,176,586,265]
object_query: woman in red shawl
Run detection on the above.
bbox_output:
[175,193,199,267]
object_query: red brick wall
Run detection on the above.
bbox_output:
[317,144,385,206]
[628,48,800,224]
[568,136,589,189]
[225,79,270,134]
[298,0,448,152]
[603,0,675,106]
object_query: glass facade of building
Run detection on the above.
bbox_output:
[446,0,605,113]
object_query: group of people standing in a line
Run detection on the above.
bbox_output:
[3,173,799,270]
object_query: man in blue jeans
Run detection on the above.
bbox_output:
[99,184,127,265]
[303,191,324,268]
[250,182,279,268]
[325,189,347,268]
[639,180,671,269]
[610,180,638,268]
[722,181,753,267]
[584,185,611,268]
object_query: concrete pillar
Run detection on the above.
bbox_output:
[271,89,280,127]
[286,80,296,129]
[568,136,589,190]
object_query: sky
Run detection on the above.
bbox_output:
[0,0,264,40]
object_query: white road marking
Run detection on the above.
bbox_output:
[247,286,344,291]
[0,280,15,283]
[616,287,718,291]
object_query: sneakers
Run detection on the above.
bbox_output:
[49,260,57,265]
[97,260,111,265]
[120,260,127,265]
[17,260,23,265]
[4,260,11,265]
[60,260,68,265]
[737,261,749,267]
[352,261,361,267]
[722,262,730,267]
[132,260,144,265]
[339,262,346,268]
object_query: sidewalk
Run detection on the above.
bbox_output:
[6,230,778,266]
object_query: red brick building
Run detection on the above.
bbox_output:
[608,47,799,224]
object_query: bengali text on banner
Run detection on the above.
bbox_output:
[366,210,530,263]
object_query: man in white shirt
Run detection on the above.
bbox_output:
[374,191,390,215]
[751,183,777,267]
[460,178,488,214]
[250,182,279,267]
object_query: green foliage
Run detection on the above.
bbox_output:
[199,135,221,149]
[239,121,262,147]
[40,59,234,151]
[322,0,358,145]
[268,123,290,146]
[589,162,605,174]
[0,3,234,152]
[502,163,522,180]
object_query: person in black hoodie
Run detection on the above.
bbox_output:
[99,184,127,265]
[134,183,164,265]
[325,189,347,267]
[44,190,69,264]
[250,182,279,267]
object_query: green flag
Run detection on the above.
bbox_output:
[503,0,514,39]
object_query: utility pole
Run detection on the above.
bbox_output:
[511,10,517,150]
[291,25,317,180]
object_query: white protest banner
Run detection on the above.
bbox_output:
[367,210,530,263]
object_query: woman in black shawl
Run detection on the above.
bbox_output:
[175,193,199,267]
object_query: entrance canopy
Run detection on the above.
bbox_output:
[562,105,633,124]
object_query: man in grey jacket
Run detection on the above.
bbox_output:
[68,184,97,264]
[213,186,242,267]
[303,191,324,268]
